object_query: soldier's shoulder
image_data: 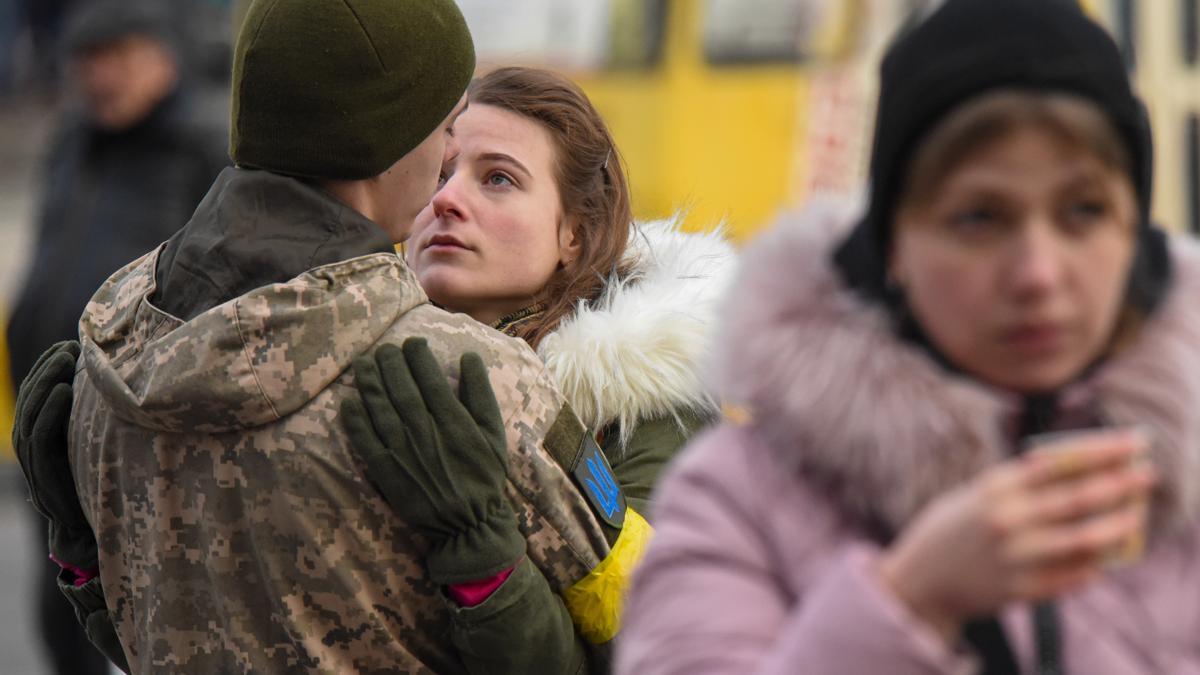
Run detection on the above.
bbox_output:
[385,304,547,372]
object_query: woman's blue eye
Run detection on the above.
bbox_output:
[436,171,448,188]
[486,172,514,188]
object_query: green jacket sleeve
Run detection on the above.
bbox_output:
[449,556,608,675]
[448,407,710,674]
[602,409,710,516]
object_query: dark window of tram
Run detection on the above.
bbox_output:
[904,0,940,23]
[1184,0,1199,66]
[1188,114,1200,236]
[607,0,667,69]
[704,0,822,64]
[1114,0,1138,70]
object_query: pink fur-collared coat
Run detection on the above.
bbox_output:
[615,203,1200,675]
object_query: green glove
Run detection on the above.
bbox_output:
[13,340,97,571]
[60,576,130,673]
[342,337,525,585]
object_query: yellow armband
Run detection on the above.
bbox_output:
[563,507,654,644]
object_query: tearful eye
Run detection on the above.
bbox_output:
[436,171,448,189]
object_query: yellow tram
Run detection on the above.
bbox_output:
[460,0,1199,242]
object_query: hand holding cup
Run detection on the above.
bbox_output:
[879,427,1156,640]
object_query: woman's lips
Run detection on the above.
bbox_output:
[1002,323,1067,355]
[425,234,470,251]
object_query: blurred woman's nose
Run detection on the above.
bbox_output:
[1007,216,1066,298]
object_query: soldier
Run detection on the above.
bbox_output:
[14,0,617,672]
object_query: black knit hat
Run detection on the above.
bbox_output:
[230,0,475,180]
[62,0,178,56]
[835,0,1170,315]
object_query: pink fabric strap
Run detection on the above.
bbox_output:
[49,553,98,587]
[446,564,517,607]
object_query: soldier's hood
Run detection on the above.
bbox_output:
[77,246,426,433]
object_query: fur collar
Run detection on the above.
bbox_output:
[711,200,1200,534]
[537,217,738,444]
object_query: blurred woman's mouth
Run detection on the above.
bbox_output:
[1002,322,1067,355]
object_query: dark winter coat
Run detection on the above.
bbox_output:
[7,88,227,386]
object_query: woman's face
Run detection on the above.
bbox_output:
[407,104,579,325]
[889,125,1139,393]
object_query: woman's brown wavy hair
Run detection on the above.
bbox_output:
[469,67,635,348]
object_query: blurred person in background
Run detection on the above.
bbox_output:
[344,65,735,658]
[617,0,1200,673]
[8,0,227,386]
[5,0,225,671]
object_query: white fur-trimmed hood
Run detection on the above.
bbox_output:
[537,217,737,443]
[710,200,1200,534]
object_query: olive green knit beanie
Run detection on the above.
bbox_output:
[230,0,475,180]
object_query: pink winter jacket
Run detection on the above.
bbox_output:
[616,204,1200,675]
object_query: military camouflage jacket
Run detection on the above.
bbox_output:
[69,170,610,673]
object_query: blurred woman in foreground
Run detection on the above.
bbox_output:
[617,1,1200,672]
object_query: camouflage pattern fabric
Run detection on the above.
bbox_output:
[70,248,610,673]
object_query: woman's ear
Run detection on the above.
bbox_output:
[558,217,583,268]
